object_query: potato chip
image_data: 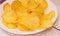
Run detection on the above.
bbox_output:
[2,0,52,31]
[17,0,29,7]
[2,10,17,23]
[41,10,55,20]
[39,20,53,29]
[35,0,48,10]
[2,16,17,29]
[27,0,39,11]
[11,0,28,14]
[3,3,10,13]
[17,24,31,31]
[3,22,17,29]
[47,11,55,20]
[17,14,40,30]
[35,5,44,17]
[15,6,28,18]
[11,1,22,12]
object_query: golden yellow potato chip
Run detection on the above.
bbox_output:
[2,0,51,31]
[27,0,39,11]
[2,11,17,23]
[11,1,28,14]
[17,0,29,7]
[3,3,10,13]
[17,14,40,30]
[48,11,55,20]
[17,24,31,31]
[2,16,17,29]
[41,10,55,20]
[35,5,44,17]
[3,21,17,29]
[15,7,28,18]
[35,0,48,10]
[11,1,22,12]
[39,20,53,29]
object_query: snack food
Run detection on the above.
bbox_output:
[40,10,55,20]
[17,24,31,31]
[17,14,40,30]
[35,0,48,10]
[2,0,55,31]
[3,3,10,13]
[39,20,53,29]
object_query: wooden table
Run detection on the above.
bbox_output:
[0,0,60,36]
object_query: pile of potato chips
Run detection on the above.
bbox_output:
[2,0,55,31]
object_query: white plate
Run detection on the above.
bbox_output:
[0,0,58,35]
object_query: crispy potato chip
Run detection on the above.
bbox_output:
[5,23,16,29]
[35,0,48,10]
[15,6,28,18]
[17,24,31,31]
[17,0,29,7]
[47,11,55,20]
[35,5,44,17]
[27,0,39,11]
[17,14,40,30]
[11,0,28,14]
[41,10,55,20]
[3,3,10,13]
[2,0,52,31]
[39,20,53,29]
[11,1,22,12]
[2,11,17,23]
[17,0,28,3]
